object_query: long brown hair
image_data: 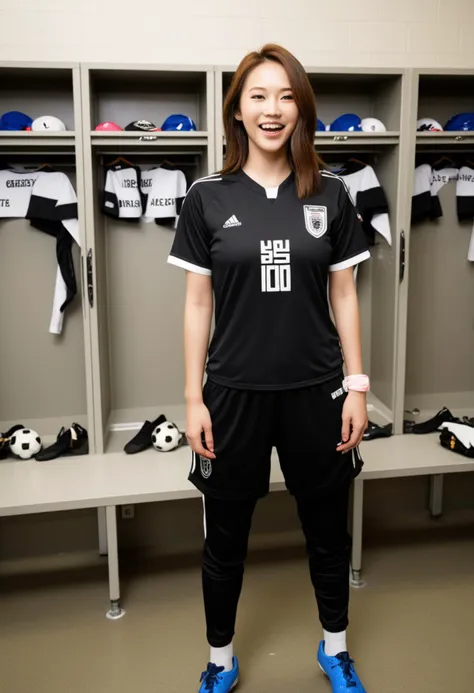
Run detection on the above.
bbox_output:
[221,43,324,199]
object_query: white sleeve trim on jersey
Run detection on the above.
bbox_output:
[167,254,212,275]
[329,250,371,272]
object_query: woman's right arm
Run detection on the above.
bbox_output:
[184,271,216,460]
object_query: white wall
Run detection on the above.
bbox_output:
[0,0,473,68]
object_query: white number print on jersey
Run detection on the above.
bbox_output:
[260,239,291,292]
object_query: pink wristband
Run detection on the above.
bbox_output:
[343,374,370,392]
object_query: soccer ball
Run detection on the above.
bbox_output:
[151,421,183,452]
[9,428,42,459]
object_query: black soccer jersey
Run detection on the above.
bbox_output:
[167,169,370,390]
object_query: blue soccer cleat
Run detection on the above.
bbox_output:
[198,656,239,692]
[317,641,367,692]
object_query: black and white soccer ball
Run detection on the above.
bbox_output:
[9,428,42,459]
[151,421,183,452]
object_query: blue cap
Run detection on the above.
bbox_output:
[161,114,197,131]
[329,113,362,132]
[0,110,33,131]
[444,113,474,131]
[316,119,326,132]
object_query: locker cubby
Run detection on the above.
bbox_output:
[82,64,212,136]
[416,71,474,137]
[0,62,92,450]
[80,65,216,454]
[215,66,406,427]
[88,150,209,454]
[0,63,77,133]
[0,155,89,442]
[401,70,474,424]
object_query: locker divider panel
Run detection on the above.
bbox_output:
[401,68,474,425]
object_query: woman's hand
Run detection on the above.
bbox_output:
[336,391,368,454]
[186,401,216,460]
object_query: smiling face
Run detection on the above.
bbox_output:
[235,60,299,157]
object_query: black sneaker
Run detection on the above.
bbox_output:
[35,423,89,461]
[0,424,25,460]
[412,407,459,434]
[124,414,166,454]
[363,421,392,440]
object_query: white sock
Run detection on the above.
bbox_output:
[323,629,347,657]
[210,643,233,672]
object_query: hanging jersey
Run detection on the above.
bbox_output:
[412,164,474,261]
[102,163,144,219]
[412,164,459,222]
[167,169,370,390]
[0,167,80,334]
[141,165,187,227]
[328,161,391,246]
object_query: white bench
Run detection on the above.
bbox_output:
[0,434,472,618]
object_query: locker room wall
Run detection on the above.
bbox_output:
[1,5,474,566]
[0,0,473,68]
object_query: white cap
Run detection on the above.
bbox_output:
[416,117,443,132]
[32,116,67,132]
[361,117,387,133]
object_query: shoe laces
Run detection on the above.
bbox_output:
[200,663,225,691]
[332,652,356,687]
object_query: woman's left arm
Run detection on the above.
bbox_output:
[329,267,368,453]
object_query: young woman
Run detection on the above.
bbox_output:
[167,44,370,693]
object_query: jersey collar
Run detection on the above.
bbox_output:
[235,168,295,198]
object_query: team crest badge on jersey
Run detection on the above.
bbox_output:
[303,205,327,238]
[200,455,212,479]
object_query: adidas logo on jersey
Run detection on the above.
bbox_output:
[223,215,242,228]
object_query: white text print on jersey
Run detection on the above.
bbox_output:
[223,214,242,228]
[260,239,291,292]
[303,205,327,238]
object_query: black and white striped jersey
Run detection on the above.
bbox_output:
[0,166,80,334]
[167,169,370,390]
[327,161,391,246]
[412,164,474,261]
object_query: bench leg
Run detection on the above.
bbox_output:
[105,505,125,620]
[97,508,108,556]
[428,474,444,519]
[350,478,366,588]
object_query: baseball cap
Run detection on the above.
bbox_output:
[329,114,362,132]
[124,120,160,132]
[444,113,474,131]
[31,115,66,132]
[95,121,123,131]
[316,118,326,132]
[161,114,197,131]
[0,110,33,131]
[361,117,387,133]
[417,117,443,132]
